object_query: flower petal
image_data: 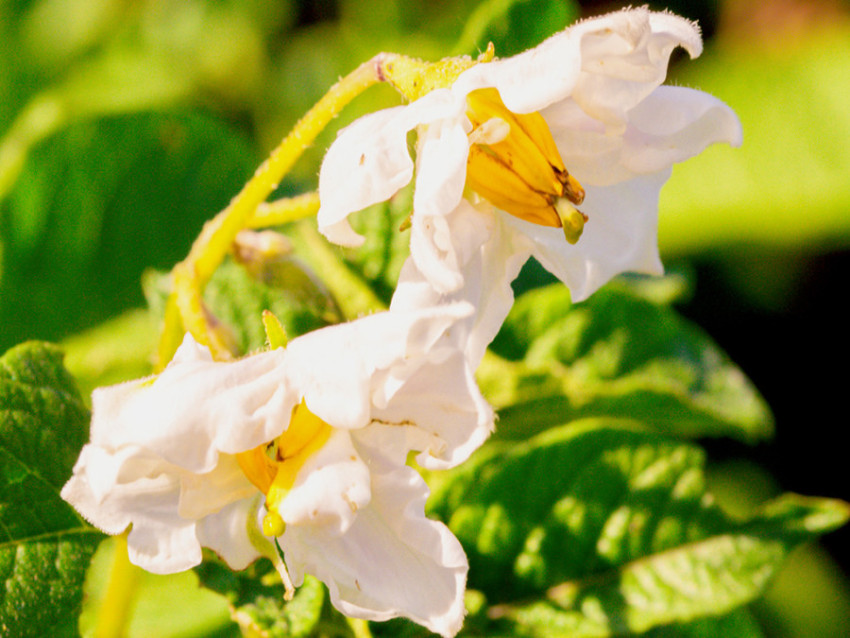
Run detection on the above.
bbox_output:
[90,334,292,474]
[196,495,266,570]
[511,172,669,302]
[318,89,464,246]
[544,86,742,185]
[453,7,701,132]
[283,303,474,430]
[408,120,473,293]
[395,200,531,366]
[280,424,467,637]
[61,443,205,574]
[280,428,371,535]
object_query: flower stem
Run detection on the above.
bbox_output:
[247,191,321,229]
[157,58,384,367]
[95,535,142,638]
[346,617,374,638]
[286,221,386,319]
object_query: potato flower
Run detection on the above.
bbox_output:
[61,304,493,637]
[318,8,742,362]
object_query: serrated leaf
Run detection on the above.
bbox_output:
[427,420,849,636]
[195,555,325,638]
[0,342,103,637]
[484,282,773,442]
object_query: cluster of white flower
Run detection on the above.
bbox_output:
[62,8,740,637]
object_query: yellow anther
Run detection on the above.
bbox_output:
[464,88,587,240]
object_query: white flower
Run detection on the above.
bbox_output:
[61,304,493,637]
[318,8,742,363]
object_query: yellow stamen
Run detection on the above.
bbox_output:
[464,88,587,238]
[237,400,333,538]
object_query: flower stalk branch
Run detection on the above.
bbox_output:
[157,58,384,367]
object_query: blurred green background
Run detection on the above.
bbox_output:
[2,0,849,636]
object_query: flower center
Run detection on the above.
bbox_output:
[464,88,587,243]
[237,399,332,537]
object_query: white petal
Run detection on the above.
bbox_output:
[318,90,464,247]
[196,495,267,570]
[410,177,492,294]
[545,86,742,185]
[280,425,467,637]
[280,429,371,534]
[178,453,257,520]
[89,334,293,474]
[61,443,209,574]
[395,201,529,366]
[372,349,493,469]
[512,173,668,302]
[283,304,473,430]
[453,8,701,130]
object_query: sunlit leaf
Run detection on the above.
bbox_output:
[195,555,325,638]
[483,282,773,442]
[428,419,849,636]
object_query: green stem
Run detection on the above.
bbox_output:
[346,617,374,638]
[287,220,386,319]
[158,57,384,366]
[95,536,142,638]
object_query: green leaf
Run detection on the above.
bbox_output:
[483,282,773,442]
[427,420,849,636]
[195,555,325,638]
[0,342,103,637]
[0,110,257,351]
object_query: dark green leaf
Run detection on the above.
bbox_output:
[0,342,103,637]
[0,110,257,351]
[484,282,773,442]
[428,420,849,635]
